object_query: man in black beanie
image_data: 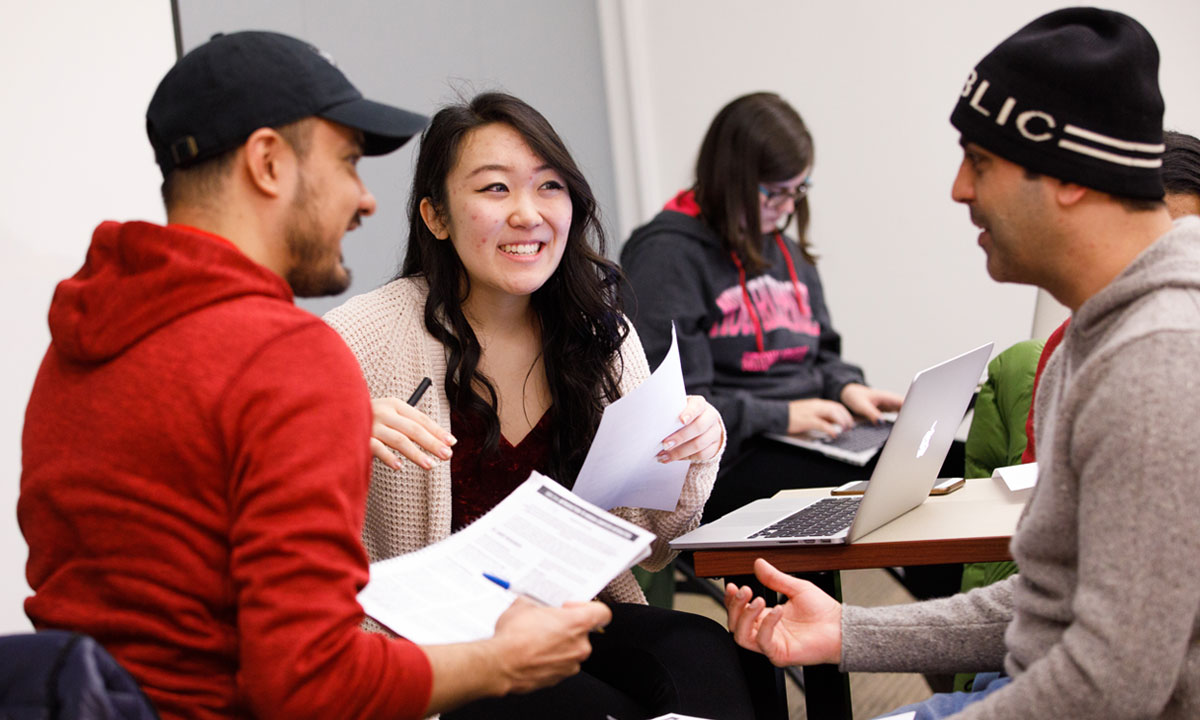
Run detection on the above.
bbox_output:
[724,8,1200,718]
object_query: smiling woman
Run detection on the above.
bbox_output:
[420,122,572,326]
[324,92,758,719]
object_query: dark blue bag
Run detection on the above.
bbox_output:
[0,630,158,720]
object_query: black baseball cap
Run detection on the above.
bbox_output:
[146,31,427,176]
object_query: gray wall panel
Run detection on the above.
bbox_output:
[177,0,617,316]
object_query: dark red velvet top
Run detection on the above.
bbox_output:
[450,407,554,531]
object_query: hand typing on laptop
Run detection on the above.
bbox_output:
[839,382,904,425]
[802,418,895,453]
[787,398,853,437]
[785,384,903,437]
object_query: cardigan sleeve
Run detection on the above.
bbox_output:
[324,279,454,562]
[606,321,722,572]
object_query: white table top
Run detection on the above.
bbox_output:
[774,476,1026,545]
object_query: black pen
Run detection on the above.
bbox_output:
[406,377,432,406]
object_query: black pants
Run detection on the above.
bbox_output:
[443,603,757,720]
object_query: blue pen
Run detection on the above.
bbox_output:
[484,573,606,633]
[482,572,552,606]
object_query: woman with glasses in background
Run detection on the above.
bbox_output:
[621,92,903,524]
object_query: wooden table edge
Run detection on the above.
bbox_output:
[692,536,1013,576]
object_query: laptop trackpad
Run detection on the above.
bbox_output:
[712,499,808,530]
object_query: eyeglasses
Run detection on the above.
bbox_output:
[758,178,813,208]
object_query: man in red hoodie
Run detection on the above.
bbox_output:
[18,31,609,720]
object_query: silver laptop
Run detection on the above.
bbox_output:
[766,419,894,466]
[671,342,992,549]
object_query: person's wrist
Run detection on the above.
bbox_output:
[838,382,861,406]
[833,603,845,664]
[476,636,516,698]
[785,399,805,434]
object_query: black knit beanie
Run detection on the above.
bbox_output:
[950,7,1165,199]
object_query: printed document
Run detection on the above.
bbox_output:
[358,472,655,644]
[573,325,689,511]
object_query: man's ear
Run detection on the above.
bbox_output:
[420,197,449,239]
[241,127,295,199]
[1054,180,1088,208]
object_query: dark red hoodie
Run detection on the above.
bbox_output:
[19,222,432,719]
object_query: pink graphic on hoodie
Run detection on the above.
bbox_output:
[709,275,820,372]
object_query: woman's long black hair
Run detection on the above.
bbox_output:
[399,92,627,486]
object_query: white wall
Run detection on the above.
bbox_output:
[604,0,1200,393]
[0,1,175,632]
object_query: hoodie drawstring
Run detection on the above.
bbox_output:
[729,232,809,358]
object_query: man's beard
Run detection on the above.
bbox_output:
[284,174,353,298]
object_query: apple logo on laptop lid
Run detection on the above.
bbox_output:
[917,420,937,458]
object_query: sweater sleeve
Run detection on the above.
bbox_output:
[946,332,1200,720]
[622,229,791,451]
[605,320,721,572]
[840,577,1013,674]
[219,321,433,719]
[797,260,866,401]
[324,280,454,563]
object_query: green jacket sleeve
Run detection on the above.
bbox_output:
[963,340,1045,479]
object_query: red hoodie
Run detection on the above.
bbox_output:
[19,222,432,720]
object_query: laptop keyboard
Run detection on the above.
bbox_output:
[748,497,862,539]
[820,420,894,452]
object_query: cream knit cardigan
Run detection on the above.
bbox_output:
[325,277,720,604]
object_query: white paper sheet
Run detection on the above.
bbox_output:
[993,461,1038,492]
[572,326,689,511]
[358,472,655,645]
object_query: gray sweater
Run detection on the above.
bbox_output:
[841,217,1200,718]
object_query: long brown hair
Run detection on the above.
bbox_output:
[399,92,627,486]
[694,92,815,273]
